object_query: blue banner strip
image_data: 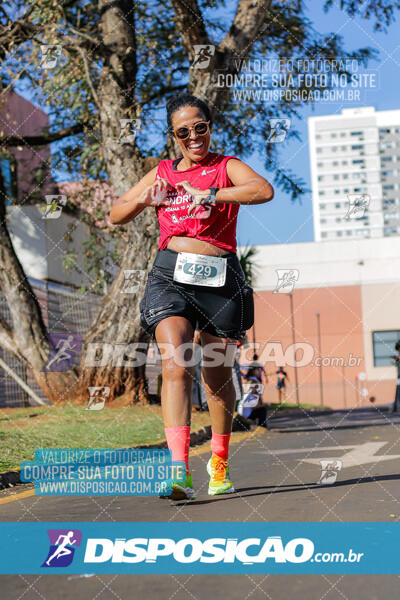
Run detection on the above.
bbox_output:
[0,522,398,574]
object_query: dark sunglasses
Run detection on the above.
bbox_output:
[173,121,210,140]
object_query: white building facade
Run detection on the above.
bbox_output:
[308,106,400,242]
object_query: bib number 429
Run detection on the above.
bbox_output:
[173,253,227,287]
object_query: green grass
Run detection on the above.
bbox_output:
[0,402,330,472]
[267,402,331,410]
[0,404,211,472]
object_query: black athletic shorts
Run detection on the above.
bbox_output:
[139,248,254,340]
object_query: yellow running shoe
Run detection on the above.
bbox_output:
[159,471,196,501]
[207,455,235,496]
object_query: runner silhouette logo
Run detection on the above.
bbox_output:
[42,529,82,568]
[42,333,82,372]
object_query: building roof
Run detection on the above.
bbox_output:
[247,236,400,290]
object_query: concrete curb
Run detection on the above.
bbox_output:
[0,415,255,491]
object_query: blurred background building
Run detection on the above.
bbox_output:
[309,106,400,241]
[250,236,400,410]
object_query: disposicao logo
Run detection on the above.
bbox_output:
[42,529,82,567]
[83,536,314,564]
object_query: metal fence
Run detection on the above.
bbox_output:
[0,278,101,408]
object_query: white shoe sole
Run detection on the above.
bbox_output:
[160,483,196,501]
[208,485,235,496]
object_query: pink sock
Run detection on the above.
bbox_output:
[164,426,191,470]
[211,429,231,460]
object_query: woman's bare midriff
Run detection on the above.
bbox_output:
[167,236,229,256]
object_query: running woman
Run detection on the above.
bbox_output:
[110,93,273,500]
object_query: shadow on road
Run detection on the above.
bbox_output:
[268,406,400,433]
[175,473,400,506]
[270,420,400,433]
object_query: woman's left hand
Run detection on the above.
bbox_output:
[176,181,211,215]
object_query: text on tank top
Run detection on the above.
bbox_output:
[155,152,239,253]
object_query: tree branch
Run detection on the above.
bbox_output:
[77,46,101,110]
[0,7,40,59]
[145,83,187,105]
[0,123,84,147]
[169,0,209,58]
[185,0,273,108]
[220,0,271,56]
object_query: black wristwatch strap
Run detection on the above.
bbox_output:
[207,186,219,205]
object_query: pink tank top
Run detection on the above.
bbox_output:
[155,152,239,253]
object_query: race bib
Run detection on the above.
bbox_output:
[173,252,227,287]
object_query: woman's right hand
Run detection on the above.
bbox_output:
[110,166,173,225]
[138,178,173,207]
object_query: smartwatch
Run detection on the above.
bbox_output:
[207,186,219,205]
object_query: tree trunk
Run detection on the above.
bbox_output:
[0,176,78,404]
[75,1,164,403]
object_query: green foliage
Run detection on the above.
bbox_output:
[238,245,259,288]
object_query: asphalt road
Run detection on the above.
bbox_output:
[1,406,400,599]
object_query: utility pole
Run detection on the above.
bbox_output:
[316,312,323,407]
[289,292,300,406]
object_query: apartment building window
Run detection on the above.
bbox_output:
[320,203,326,209]
[335,203,341,208]
[321,232,327,238]
[351,131,363,136]
[351,145,363,150]
[336,231,343,237]
[372,330,400,366]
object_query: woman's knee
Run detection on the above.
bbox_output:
[162,357,192,384]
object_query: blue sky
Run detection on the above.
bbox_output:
[237,1,400,246]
